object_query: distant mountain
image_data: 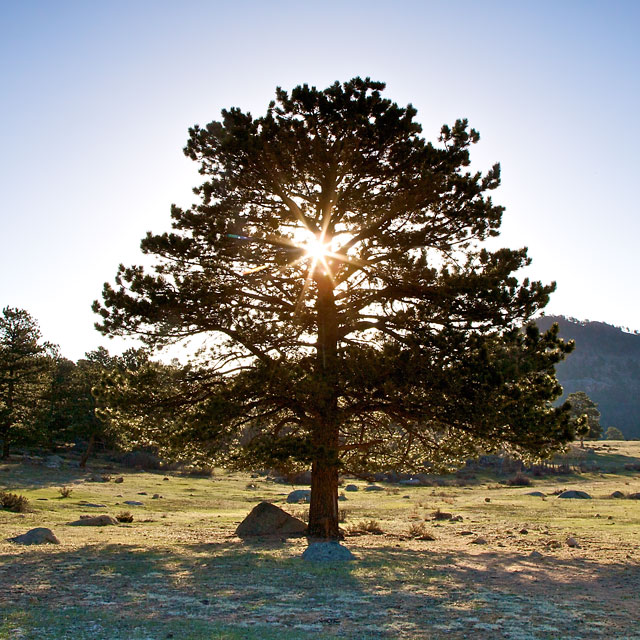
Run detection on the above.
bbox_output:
[536,316,640,439]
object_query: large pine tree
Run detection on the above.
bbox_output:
[95,78,573,537]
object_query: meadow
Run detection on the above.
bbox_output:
[1,443,639,640]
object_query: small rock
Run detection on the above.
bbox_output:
[68,515,118,526]
[338,494,347,501]
[114,477,124,484]
[471,537,487,545]
[44,455,63,469]
[484,497,491,503]
[451,515,463,522]
[460,530,474,536]
[519,528,529,535]
[529,550,543,560]
[79,502,106,508]
[566,537,580,548]
[557,490,591,499]
[402,495,411,499]
[286,489,311,504]
[152,494,162,499]
[302,541,355,562]
[627,493,640,500]
[364,485,385,492]
[8,527,60,545]
[608,515,614,520]
[344,484,359,492]
[123,500,144,506]
[526,491,546,497]
[138,492,148,495]
[163,477,170,481]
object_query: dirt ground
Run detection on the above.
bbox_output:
[1,450,640,639]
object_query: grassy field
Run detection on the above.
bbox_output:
[1,443,640,639]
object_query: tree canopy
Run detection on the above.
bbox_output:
[95,78,574,537]
[0,307,57,458]
[566,391,602,440]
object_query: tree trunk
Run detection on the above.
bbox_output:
[2,370,14,459]
[307,268,341,538]
[308,456,340,538]
[79,432,96,468]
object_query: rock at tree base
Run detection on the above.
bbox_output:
[236,502,307,537]
[557,490,591,499]
[8,527,60,545]
[302,541,355,562]
[286,489,311,504]
[68,515,118,526]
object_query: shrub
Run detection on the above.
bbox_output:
[58,486,73,498]
[347,519,384,535]
[338,508,348,523]
[0,491,30,513]
[407,522,436,540]
[185,465,214,477]
[121,450,162,470]
[116,511,134,523]
[507,472,532,486]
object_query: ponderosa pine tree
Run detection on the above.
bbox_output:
[95,78,574,538]
[566,391,602,441]
[0,307,57,458]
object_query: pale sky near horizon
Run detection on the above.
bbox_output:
[1,1,639,361]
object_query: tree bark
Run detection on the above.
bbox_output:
[79,432,96,468]
[307,269,341,538]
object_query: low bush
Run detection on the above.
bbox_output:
[347,519,384,535]
[407,522,436,540]
[507,472,532,487]
[120,450,162,470]
[0,491,30,513]
[58,486,73,498]
[116,511,134,523]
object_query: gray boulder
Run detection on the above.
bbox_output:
[68,515,118,526]
[123,500,144,506]
[286,489,311,504]
[44,455,63,469]
[610,491,625,498]
[557,490,591,499]
[364,485,384,492]
[302,541,355,562]
[526,491,546,497]
[344,484,359,492]
[236,502,307,537]
[8,527,60,545]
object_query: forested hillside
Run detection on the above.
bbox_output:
[537,315,640,439]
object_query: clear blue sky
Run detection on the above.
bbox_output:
[1,1,639,360]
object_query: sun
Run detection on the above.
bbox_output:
[303,235,331,262]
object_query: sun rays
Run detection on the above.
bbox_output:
[232,225,367,313]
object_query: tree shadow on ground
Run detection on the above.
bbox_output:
[1,538,639,639]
